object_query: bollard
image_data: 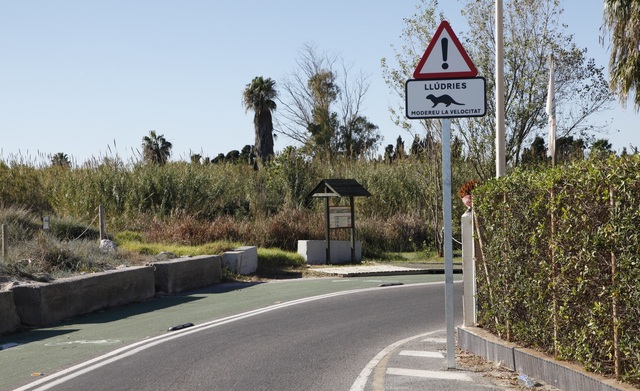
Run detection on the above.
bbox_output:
[461,209,476,327]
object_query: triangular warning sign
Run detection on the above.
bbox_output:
[413,21,478,79]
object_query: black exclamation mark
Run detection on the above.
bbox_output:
[441,38,449,69]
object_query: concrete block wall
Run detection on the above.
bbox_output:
[11,266,155,327]
[297,240,362,265]
[222,246,258,275]
[152,255,222,294]
[0,291,20,336]
[2,254,226,332]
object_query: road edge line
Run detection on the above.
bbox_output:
[349,329,445,391]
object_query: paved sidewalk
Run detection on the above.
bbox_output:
[352,330,519,391]
[310,262,462,277]
[353,329,561,391]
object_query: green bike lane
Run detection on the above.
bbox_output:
[0,274,456,391]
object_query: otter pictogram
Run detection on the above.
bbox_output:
[426,94,464,107]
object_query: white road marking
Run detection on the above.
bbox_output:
[349,330,444,391]
[423,337,447,343]
[16,281,446,391]
[399,350,444,358]
[387,367,473,381]
[45,340,120,347]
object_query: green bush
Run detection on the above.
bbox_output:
[474,155,640,385]
[1,151,478,256]
[0,207,41,242]
[114,230,145,244]
[0,161,52,213]
[49,217,101,241]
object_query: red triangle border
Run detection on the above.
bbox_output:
[413,20,478,79]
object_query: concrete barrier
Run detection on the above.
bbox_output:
[458,326,636,391]
[222,246,258,275]
[0,291,20,335]
[297,240,361,265]
[11,266,155,327]
[457,325,517,371]
[151,255,222,294]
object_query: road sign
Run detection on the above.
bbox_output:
[405,77,486,119]
[406,21,485,370]
[329,206,352,229]
[413,21,477,79]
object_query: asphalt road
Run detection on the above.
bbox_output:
[3,275,461,391]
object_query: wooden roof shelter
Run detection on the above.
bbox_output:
[308,179,370,264]
[308,179,371,198]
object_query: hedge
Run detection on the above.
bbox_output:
[473,154,640,385]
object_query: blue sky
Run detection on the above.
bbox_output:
[1,0,637,164]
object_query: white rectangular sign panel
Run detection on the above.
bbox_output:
[405,77,486,119]
[329,206,352,229]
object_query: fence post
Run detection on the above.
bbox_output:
[462,209,476,327]
[2,224,7,259]
[99,205,106,241]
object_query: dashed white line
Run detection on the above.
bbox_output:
[399,350,444,358]
[349,330,444,391]
[422,337,447,343]
[386,368,473,381]
[17,282,445,391]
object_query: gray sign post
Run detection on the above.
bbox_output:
[406,20,486,369]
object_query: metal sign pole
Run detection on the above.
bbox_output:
[406,19,485,372]
[442,118,455,369]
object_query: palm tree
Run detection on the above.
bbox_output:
[50,152,70,168]
[190,153,202,164]
[604,0,640,110]
[142,130,172,165]
[242,76,277,164]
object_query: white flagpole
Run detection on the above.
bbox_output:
[495,0,506,177]
[546,54,556,166]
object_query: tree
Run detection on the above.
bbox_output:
[278,43,380,160]
[384,144,395,163]
[190,154,202,164]
[225,150,241,163]
[556,136,586,163]
[521,136,548,166]
[142,130,172,165]
[307,70,339,158]
[410,134,427,156]
[50,152,71,168]
[381,2,442,150]
[464,0,612,174]
[240,145,256,166]
[395,136,406,159]
[212,153,226,164]
[337,116,381,158]
[243,76,277,164]
[382,0,613,179]
[590,138,614,157]
[604,0,640,111]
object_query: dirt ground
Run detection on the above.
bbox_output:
[456,349,562,390]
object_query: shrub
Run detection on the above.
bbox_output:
[0,207,41,242]
[49,217,101,241]
[474,155,640,385]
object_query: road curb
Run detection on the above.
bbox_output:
[310,264,462,277]
[458,326,638,391]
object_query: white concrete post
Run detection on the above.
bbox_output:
[99,204,106,241]
[495,0,506,177]
[461,209,477,326]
